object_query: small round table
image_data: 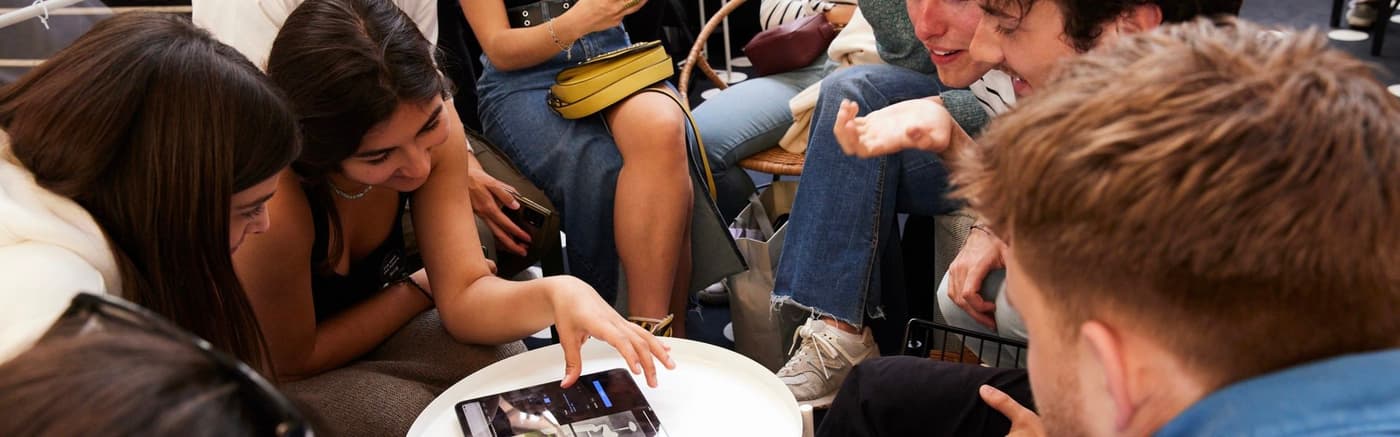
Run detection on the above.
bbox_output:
[408,337,802,437]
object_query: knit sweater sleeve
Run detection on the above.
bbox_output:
[0,243,106,364]
[941,89,991,137]
[858,0,936,74]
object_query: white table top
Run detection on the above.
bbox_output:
[408,337,801,437]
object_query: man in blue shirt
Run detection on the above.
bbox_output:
[822,15,1400,437]
[971,19,1400,436]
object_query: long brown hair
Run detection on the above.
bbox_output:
[267,0,444,272]
[0,13,301,373]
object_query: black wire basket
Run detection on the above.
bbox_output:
[901,318,1029,369]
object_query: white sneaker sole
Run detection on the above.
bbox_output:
[1349,16,1376,28]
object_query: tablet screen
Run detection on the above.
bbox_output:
[455,368,666,437]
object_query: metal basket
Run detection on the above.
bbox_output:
[901,318,1028,369]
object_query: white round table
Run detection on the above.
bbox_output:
[408,338,802,437]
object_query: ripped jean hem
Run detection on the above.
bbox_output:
[770,294,885,329]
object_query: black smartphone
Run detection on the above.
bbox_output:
[506,191,550,236]
[454,368,667,437]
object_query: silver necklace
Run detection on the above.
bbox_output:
[328,180,373,200]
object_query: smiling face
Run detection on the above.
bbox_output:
[909,0,996,88]
[228,175,279,253]
[336,98,449,193]
[970,0,1080,97]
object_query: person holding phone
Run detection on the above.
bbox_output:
[233,1,674,434]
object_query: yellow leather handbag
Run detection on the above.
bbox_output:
[547,41,718,199]
[548,41,672,119]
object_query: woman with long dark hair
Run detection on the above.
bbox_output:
[234,0,674,433]
[0,12,300,371]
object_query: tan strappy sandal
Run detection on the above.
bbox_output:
[628,314,675,337]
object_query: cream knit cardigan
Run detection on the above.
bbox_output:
[0,130,120,363]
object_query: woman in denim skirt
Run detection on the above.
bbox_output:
[463,0,701,336]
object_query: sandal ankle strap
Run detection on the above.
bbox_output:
[628,314,675,337]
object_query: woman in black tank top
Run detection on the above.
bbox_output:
[232,0,673,399]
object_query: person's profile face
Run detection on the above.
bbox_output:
[909,0,996,88]
[338,98,449,193]
[969,0,1079,97]
[229,175,280,254]
[1003,248,1101,436]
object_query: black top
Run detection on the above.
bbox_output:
[306,189,420,322]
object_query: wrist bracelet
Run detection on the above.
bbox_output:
[970,223,993,236]
[402,277,433,306]
[547,20,574,60]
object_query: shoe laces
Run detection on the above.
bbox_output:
[781,323,842,380]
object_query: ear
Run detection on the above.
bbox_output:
[1079,320,1134,431]
[1117,3,1164,34]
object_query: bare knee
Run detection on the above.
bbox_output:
[608,92,689,164]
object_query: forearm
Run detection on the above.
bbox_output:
[282,283,432,379]
[479,13,587,71]
[437,275,561,344]
[939,119,977,163]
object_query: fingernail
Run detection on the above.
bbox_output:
[979,385,993,395]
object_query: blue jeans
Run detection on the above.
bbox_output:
[936,269,1028,366]
[476,27,633,300]
[772,64,963,327]
[692,56,836,220]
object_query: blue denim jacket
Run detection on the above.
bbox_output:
[1156,349,1400,436]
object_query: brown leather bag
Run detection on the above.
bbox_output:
[742,14,837,77]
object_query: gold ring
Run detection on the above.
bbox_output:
[624,0,640,8]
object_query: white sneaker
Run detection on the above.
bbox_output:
[1349,0,1381,28]
[775,318,878,408]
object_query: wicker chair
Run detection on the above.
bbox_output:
[678,0,805,178]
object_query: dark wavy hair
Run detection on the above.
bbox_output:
[983,0,1244,51]
[267,0,444,272]
[0,331,299,436]
[0,13,300,374]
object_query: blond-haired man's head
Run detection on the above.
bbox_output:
[956,17,1400,436]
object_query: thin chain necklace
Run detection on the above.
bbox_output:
[328,180,373,200]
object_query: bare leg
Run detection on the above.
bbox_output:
[605,89,693,335]
[821,317,862,334]
[669,210,692,337]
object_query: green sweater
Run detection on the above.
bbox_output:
[859,0,934,74]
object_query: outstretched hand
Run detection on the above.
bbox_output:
[834,97,957,158]
[547,277,675,388]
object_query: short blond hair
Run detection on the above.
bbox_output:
[956,17,1400,387]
